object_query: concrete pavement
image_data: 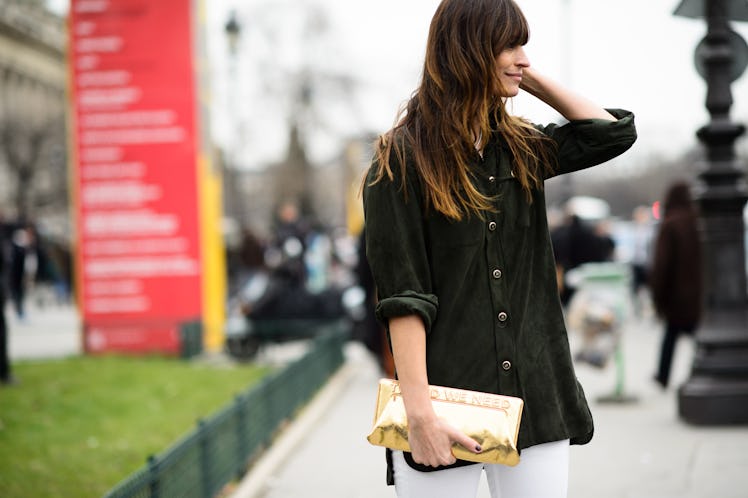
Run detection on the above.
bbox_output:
[6,302,81,361]
[232,314,748,498]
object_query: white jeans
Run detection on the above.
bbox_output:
[392,439,570,498]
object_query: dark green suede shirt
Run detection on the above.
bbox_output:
[363,109,636,473]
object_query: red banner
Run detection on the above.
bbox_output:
[69,0,202,354]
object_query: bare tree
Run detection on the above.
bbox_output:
[223,0,364,226]
[0,113,67,221]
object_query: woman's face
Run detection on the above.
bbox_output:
[495,45,530,97]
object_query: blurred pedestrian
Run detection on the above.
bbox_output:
[239,227,266,272]
[33,231,67,307]
[649,181,703,389]
[630,205,654,316]
[45,237,73,305]
[551,212,612,306]
[0,215,15,385]
[9,223,40,320]
[593,219,616,262]
[274,200,309,253]
[362,0,637,495]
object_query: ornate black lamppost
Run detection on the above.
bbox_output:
[224,10,242,224]
[674,0,748,424]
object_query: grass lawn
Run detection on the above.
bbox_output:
[0,355,271,498]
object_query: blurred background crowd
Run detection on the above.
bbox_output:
[0,0,747,369]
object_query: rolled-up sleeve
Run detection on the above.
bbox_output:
[363,162,438,333]
[537,108,637,177]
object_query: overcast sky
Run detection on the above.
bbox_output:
[54,0,748,169]
[209,0,748,168]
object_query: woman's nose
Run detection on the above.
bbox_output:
[516,46,530,67]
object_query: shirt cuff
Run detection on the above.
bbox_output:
[375,291,438,335]
[568,108,636,144]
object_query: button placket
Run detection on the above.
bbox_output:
[484,157,513,384]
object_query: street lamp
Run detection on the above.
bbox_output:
[225,10,241,57]
[674,0,748,425]
[224,10,242,224]
[559,0,574,204]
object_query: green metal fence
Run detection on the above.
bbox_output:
[103,320,348,498]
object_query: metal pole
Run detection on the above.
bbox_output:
[225,10,242,224]
[678,0,748,425]
[559,0,574,204]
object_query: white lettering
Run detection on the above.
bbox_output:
[76,55,99,71]
[85,238,189,256]
[81,110,176,128]
[81,127,186,145]
[75,0,109,13]
[75,21,97,37]
[81,147,123,163]
[78,71,132,88]
[76,36,124,53]
[84,211,179,237]
[85,256,199,278]
[88,280,142,296]
[82,162,145,179]
[87,296,150,314]
[83,182,162,206]
[79,88,141,108]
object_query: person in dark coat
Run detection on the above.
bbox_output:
[649,181,704,388]
[551,213,613,306]
[0,217,14,385]
[8,224,37,320]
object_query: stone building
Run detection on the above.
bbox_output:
[0,0,67,230]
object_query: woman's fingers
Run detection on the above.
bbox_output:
[412,425,482,467]
[445,425,483,454]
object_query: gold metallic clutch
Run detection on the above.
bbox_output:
[366,378,524,466]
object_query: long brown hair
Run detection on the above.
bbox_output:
[663,181,697,217]
[369,0,556,220]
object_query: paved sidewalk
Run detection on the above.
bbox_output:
[6,303,81,361]
[232,315,748,498]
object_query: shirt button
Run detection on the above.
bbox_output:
[492,269,503,279]
[488,221,497,231]
[502,360,512,371]
[498,311,508,322]
[488,175,496,183]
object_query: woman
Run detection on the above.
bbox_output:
[650,181,703,389]
[363,0,637,496]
